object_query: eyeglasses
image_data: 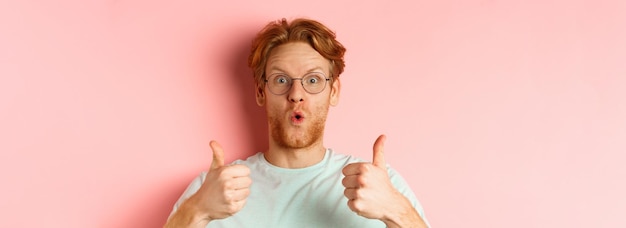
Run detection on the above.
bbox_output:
[264,73,330,95]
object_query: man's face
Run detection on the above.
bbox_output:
[256,42,340,149]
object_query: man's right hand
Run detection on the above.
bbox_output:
[165,141,251,227]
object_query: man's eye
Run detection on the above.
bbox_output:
[276,76,288,84]
[307,77,319,84]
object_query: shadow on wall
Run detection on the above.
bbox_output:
[107,23,268,228]
[226,26,270,155]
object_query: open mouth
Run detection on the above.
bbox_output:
[291,112,304,123]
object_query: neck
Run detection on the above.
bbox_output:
[264,139,327,169]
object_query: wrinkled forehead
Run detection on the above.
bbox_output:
[265,42,332,76]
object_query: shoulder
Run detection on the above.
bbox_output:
[326,148,365,164]
[328,149,401,175]
[231,152,263,166]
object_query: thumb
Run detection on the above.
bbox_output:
[372,134,386,168]
[209,140,225,170]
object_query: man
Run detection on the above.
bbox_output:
[165,18,429,228]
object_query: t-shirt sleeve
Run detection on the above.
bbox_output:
[387,166,431,227]
[167,171,208,219]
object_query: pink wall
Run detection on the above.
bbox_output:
[1,0,625,227]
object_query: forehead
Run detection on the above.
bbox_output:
[266,42,331,75]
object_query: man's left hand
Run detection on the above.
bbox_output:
[341,135,426,227]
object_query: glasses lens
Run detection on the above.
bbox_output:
[303,73,326,94]
[268,75,291,94]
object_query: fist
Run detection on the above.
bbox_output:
[190,141,252,221]
[341,135,402,219]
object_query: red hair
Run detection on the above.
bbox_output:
[248,18,346,88]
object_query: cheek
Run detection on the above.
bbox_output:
[311,98,331,115]
[265,99,284,117]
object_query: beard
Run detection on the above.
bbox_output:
[268,109,327,149]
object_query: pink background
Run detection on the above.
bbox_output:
[1,0,625,227]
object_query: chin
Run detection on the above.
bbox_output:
[272,127,323,149]
[269,114,326,150]
[276,134,314,149]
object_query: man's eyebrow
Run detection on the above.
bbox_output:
[305,67,326,74]
[267,66,326,75]
[267,66,286,74]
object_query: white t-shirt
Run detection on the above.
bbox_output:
[170,149,429,227]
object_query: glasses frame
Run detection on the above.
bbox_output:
[264,73,331,95]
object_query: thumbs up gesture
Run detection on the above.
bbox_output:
[341,135,411,221]
[186,141,252,222]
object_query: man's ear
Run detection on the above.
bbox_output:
[255,84,265,106]
[330,77,340,106]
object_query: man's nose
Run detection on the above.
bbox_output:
[288,80,305,103]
